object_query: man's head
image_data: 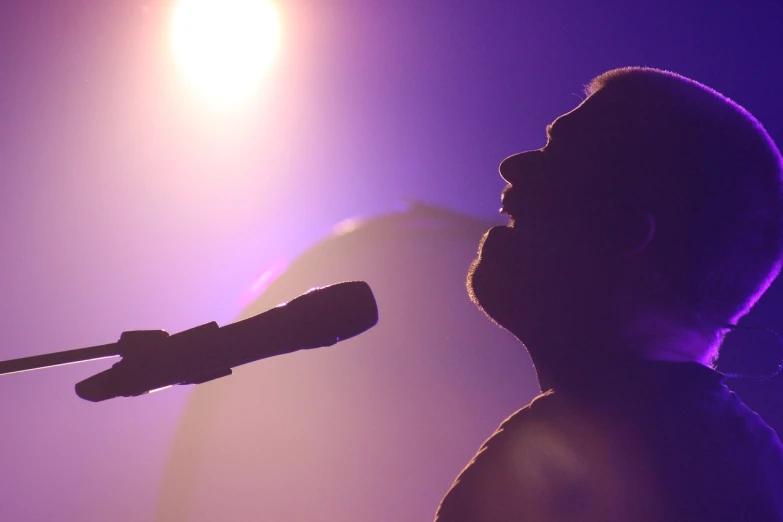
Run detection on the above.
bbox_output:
[468,67,783,368]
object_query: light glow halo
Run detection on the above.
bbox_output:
[170,0,281,110]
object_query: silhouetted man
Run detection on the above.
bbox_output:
[434,68,783,521]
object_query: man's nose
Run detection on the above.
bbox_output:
[499,150,545,185]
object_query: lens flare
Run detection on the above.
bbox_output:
[171,0,281,110]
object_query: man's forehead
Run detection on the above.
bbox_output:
[548,88,629,139]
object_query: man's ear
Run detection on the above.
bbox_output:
[613,210,655,257]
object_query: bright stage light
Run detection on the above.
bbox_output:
[171,0,281,110]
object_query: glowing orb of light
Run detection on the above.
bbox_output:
[171,0,281,110]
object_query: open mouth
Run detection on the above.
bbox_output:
[500,185,519,217]
[500,189,522,227]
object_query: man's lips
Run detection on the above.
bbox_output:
[500,184,520,219]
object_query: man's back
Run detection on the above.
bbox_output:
[434,360,783,521]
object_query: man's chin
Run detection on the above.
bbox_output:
[466,251,518,331]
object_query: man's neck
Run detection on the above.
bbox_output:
[523,323,716,392]
[620,316,718,366]
[531,347,632,392]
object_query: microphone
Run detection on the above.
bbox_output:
[75,281,378,402]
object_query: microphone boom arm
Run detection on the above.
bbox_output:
[0,342,123,376]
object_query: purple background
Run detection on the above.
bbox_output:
[1,1,782,520]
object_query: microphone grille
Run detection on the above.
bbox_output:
[285,281,379,343]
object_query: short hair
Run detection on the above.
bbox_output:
[584,67,783,335]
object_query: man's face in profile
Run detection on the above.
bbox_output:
[467,90,619,340]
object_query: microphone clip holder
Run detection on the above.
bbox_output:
[75,322,231,402]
